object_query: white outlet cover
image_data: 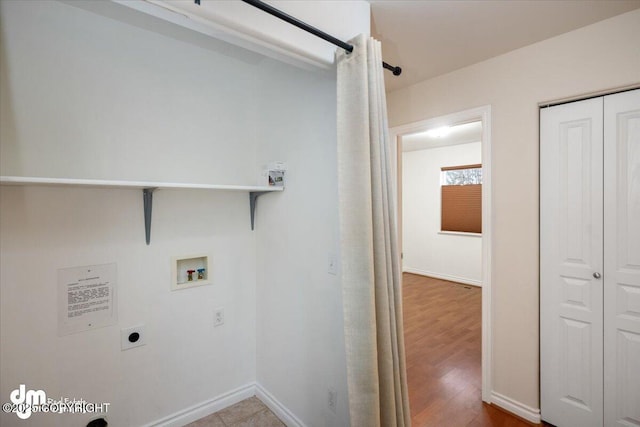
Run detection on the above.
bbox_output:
[328,388,337,413]
[328,253,338,275]
[214,308,225,327]
[121,325,146,350]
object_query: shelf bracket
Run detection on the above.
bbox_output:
[143,188,157,245]
[249,191,269,231]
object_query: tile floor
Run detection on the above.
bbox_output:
[186,397,285,427]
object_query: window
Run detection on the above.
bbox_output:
[440,164,482,233]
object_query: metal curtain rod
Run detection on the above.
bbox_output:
[195,0,402,76]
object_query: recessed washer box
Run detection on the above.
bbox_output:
[171,254,211,291]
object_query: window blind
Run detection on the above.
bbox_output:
[441,183,482,233]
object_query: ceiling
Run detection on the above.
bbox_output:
[370,0,640,92]
[402,121,482,152]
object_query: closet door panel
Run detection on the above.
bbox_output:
[604,88,640,427]
[541,97,603,427]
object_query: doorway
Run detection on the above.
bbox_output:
[390,106,493,421]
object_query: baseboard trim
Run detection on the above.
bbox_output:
[146,382,257,427]
[255,382,307,427]
[140,383,533,427]
[403,268,482,287]
[490,391,541,424]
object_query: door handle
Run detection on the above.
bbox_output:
[593,272,601,279]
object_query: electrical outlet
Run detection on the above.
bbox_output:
[214,308,225,327]
[328,388,337,414]
[121,325,146,351]
[328,253,337,275]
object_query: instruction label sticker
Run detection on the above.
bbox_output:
[57,263,117,335]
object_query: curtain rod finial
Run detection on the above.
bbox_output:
[383,61,402,76]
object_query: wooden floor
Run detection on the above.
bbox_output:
[403,273,536,427]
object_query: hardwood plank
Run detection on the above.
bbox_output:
[402,272,540,427]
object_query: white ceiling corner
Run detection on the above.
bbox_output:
[370,0,640,92]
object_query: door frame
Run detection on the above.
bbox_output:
[389,105,493,403]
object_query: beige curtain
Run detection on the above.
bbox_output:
[336,34,411,427]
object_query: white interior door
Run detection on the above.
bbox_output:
[604,89,640,427]
[541,97,604,427]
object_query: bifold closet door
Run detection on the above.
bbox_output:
[603,89,640,427]
[541,97,604,427]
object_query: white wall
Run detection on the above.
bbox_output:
[0,0,260,184]
[387,8,640,412]
[402,142,482,286]
[0,187,257,427]
[0,1,347,426]
[253,59,350,427]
